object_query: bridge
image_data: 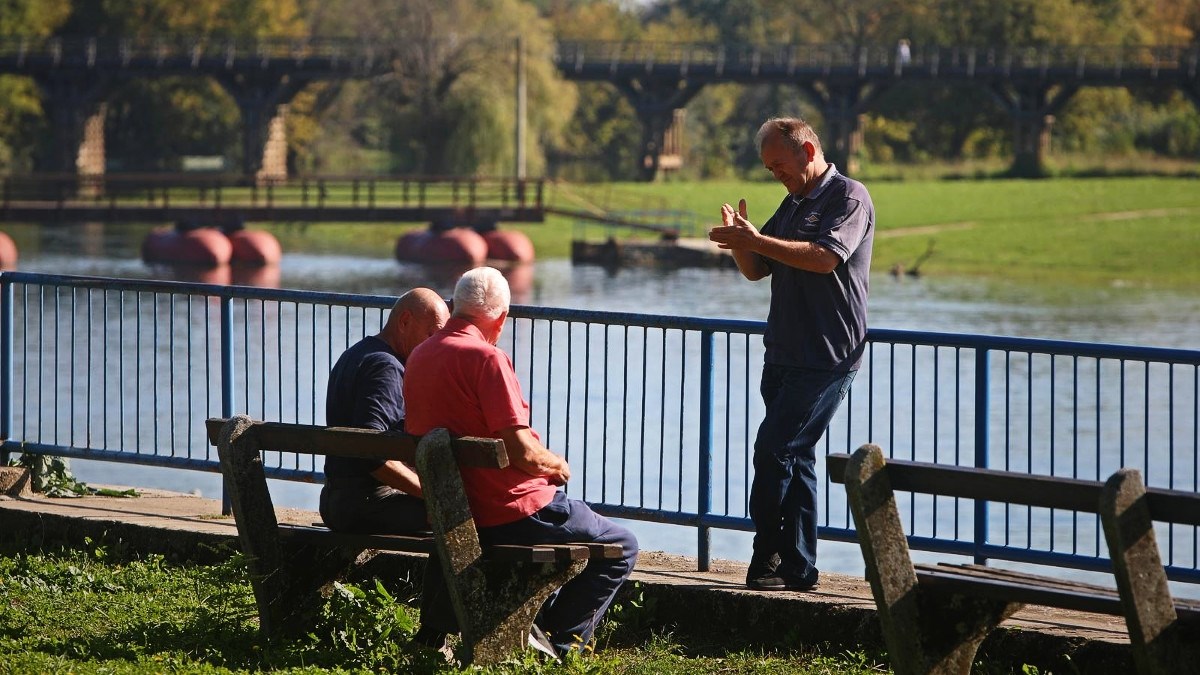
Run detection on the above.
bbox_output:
[0,173,544,225]
[2,36,1198,179]
[555,40,1200,179]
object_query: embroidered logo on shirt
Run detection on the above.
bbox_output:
[805,212,821,224]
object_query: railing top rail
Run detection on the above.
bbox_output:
[2,271,1196,365]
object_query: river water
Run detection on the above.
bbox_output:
[10,222,1200,587]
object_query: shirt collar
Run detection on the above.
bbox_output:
[445,316,487,342]
[792,164,838,204]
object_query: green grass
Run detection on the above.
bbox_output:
[0,544,888,675]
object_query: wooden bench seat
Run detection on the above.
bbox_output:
[205,415,621,665]
[828,445,1200,675]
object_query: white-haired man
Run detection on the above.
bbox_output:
[403,266,638,657]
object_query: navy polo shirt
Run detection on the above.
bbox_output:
[323,335,406,479]
[759,165,874,372]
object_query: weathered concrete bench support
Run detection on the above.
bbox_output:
[1100,468,1200,674]
[417,428,587,664]
[218,415,364,636]
[843,443,1020,675]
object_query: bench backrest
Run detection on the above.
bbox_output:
[204,417,507,469]
[827,450,1200,526]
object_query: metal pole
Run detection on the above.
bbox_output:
[1,278,12,466]
[698,330,714,571]
[973,347,990,564]
[514,35,527,181]
[220,295,235,515]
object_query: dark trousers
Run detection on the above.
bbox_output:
[749,364,855,579]
[319,481,429,534]
[479,491,638,653]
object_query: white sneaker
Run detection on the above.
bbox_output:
[527,625,559,661]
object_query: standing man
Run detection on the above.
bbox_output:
[708,117,874,591]
[319,288,450,534]
[404,266,638,656]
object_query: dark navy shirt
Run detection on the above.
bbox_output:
[759,165,874,372]
[323,335,406,479]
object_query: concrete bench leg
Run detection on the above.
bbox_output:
[218,415,359,637]
[845,444,1020,675]
[416,428,587,665]
[1101,468,1198,674]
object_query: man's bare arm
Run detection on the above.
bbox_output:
[370,459,423,498]
[497,426,570,485]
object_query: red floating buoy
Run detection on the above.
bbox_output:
[395,229,435,262]
[227,229,282,266]
[396,228,487,265]
[142,227,232,266]
[0,231,18,270]
[483,229,535,263]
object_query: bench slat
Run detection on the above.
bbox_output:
[205,418,507,469]
[914,562,1125,616]
[277,524,608,564]
[829,453,1200,525]
[279,524,435,553]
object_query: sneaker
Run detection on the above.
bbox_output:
[747,564,819,591]
[745,552,781,585]
[528,624,560,661]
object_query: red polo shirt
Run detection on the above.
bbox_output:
[403,317,557,527]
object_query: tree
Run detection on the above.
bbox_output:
[0,0,71,170]
[303,0,574,176]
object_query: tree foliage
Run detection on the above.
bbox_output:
[0,0,1196,177]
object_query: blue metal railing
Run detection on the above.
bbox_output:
[1,271,1197,583]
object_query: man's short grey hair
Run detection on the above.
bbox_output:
[755,117,822,155]
[453,266,511,322]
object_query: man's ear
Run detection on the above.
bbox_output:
[802,140,817,162]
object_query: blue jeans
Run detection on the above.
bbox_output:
[478,491,638,653]
[749,364,856,579]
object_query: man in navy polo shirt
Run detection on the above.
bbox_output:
[319,287,450,534]
[708,117,874,590]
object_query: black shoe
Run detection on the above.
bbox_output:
[745,552,781,585]
[527,624,560,662]
[747,564,819,591]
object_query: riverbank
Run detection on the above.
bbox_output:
[0,485,1135,674]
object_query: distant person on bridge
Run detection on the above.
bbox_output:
[319,288,450,534]
[707,117,875,591]
[403,266,638,658]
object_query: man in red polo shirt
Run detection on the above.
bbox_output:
[404,266,638,657]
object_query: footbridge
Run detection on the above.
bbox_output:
[0,174,544,225]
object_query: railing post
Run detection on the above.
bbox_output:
[220,295,235,515]
[973,347,990,564]
[698,329,714,571]
[1,277,12,466]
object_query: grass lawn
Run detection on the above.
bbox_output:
[0,545,888,675]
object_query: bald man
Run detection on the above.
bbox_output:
[319,288,450,534]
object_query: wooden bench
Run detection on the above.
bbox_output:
[828,443,1200,675]
[205,414,622,665]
